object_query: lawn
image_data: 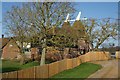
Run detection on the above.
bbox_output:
[1,60,102,79]
[0,60,40,73]
[0,59,53,73]
[51,62,102,79]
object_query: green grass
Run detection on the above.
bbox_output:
[0,59,52,73]
[21,61,40,69]
[1,60,21,73]
[0,60,39,73]
[1,60,102,79]
[51,62,102,79]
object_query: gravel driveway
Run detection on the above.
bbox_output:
[88,59,119,78]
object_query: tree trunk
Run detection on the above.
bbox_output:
[20,42,25,65]
[40,38,46,66]
[95,34,110,49]
[20,54,25,65]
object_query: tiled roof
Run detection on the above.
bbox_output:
[0,38,10,48]
[60,22,72,36]
[72,20,89,40]
[72,20,84,28]
[62,22,71,29]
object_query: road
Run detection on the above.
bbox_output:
[88,59,119,78]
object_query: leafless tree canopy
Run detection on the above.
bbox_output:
[3,2,75,65]
[84,18,118,49]
[3,2,118,65]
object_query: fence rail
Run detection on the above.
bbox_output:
[2,51,111,79]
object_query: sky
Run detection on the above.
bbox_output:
[0,1,119,46]
[0,2,2,38]
[0,0,120,2]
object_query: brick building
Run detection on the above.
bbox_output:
[72,20,92,54]
[0,36,20,59]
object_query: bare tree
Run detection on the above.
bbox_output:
[84,18,118,49]
[4,2,75,65]
[4,6,33,64]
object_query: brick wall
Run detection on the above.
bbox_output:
[2,39,20,59]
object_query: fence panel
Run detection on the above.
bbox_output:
[95,52,106,61]
[2,51,111,79]
[94,52,99,61]
[84,53,91,62]
[36,64,49,78]
[90,52,97,61]
[116,51,120,59]
[103,52,110,60]
[2,71,17,79]
[97,52,101,61]
[18,67,35,79]
[58,59,67,73]
[72,58,77,68]
[100,52,106,60]
[91,52,98,61]
[76,57,81,66]
[2,73,9,79]
[79,55,85,63]
[92,52,98,61]
[102,52,106,60]
[96,52,101,61]
[106,52,111,59]
[66,59,72,69]
[8,71,17,78]
[48,62,59,77]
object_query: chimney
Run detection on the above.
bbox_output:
[2,34,4,38]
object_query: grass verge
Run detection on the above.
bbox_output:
[1,59,53,73]
[1,60,39,73]
[51,62,102,79]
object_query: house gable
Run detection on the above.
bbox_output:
[1,38,20,59]
[0,38,11,49]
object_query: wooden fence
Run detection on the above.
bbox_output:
[116,51,120,59]
[2,51,111,79]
